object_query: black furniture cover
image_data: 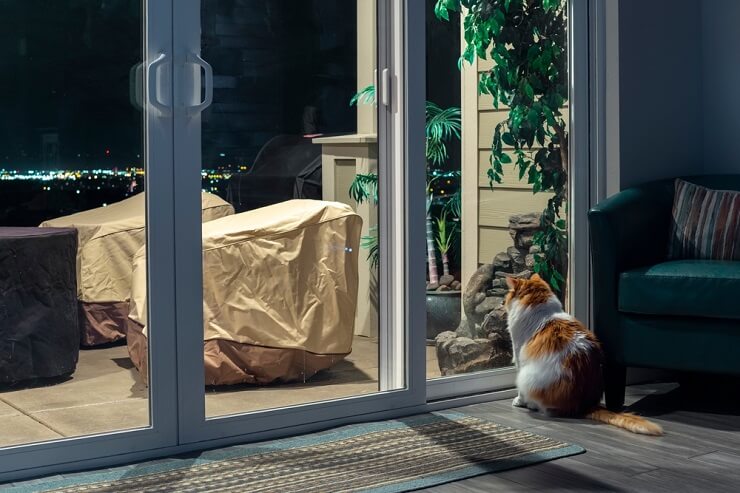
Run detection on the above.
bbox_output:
[0,227,79,384]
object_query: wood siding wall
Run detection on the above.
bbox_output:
[462,56,558,285]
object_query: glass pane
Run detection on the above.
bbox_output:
[194,0,387,417]
[0,1,150,446]
[427,1,570,379]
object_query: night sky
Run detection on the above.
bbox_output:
[0,0,357,171]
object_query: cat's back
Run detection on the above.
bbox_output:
[520,314,603,415]
[523,314,601,363]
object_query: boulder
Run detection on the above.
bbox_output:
[434,334,485,375]
[480,305,508,337]
[492,252,513,273]
[509,212,541,231]
[462,264,495,325]
[495,269,532,280]
[435,331,514,375]
[507,246,529,273]
[451,281,462,291]
[437,285,451,292]
[439,274,455,287]
[513,230,537,250]
[486,288,509,297]
[509,212,542,250]
[488,331,513,358]
[474,296,504,315]
[454,319,475,338]
[427,282,439,291]
[491,278,507,289]
[525,253,536,269]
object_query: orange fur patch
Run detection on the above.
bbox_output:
[505,274,553,307]
[587,407,664,436]
[525,318,603,416]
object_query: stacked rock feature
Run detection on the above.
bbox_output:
[435,212,542,376]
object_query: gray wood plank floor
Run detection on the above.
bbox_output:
[423,382,740,493]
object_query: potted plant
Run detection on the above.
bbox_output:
[350,92,462,341]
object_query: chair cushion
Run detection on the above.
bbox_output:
[668,179,740,260]
[619,260,740,320]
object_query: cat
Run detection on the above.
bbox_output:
[505,274,663,436]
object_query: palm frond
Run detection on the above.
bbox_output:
[425,102,461,166]
[350,85,376,106]
[443,190,462,219]
[349,173,379,205]
[361,228,379,269]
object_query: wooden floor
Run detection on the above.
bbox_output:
[423,381,740,492]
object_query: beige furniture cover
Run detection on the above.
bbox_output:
[41,192,234,345]
[127,199,362,385]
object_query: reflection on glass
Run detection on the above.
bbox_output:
[197,0,384,417]
[427,0,570,379]
[0,1,151,447]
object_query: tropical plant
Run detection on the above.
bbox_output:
[435,0,568,293]
[350,87,461,283]
[435,212,457,278]
[348,173,378,205]
[361,227,380,270]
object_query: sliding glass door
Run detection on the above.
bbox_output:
[424,0,591,400]
[0,0,177,479]
[172,0,418,444]
[0,0,592,481]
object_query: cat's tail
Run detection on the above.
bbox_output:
[585,406,663,436]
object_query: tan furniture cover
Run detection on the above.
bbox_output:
[41,192,234,345]
[127,199,362,385]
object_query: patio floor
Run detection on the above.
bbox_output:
[0,337,442,448]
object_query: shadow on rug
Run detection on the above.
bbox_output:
[7,411,584,493]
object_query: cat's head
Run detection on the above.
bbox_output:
[504,273,555,309]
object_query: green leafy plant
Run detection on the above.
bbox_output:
[349,84,376,107]
[435,212,457,277]
[361,227,380,270]
[435,0,568,293]
[348,173,378,205]
[349,92,461,284]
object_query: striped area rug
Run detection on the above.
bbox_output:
[8,412,583,493]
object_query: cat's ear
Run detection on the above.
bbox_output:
[530,273,542,282]
[505,276,519,289]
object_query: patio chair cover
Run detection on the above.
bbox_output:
[0,227,79,384]
[127,199,362,385]
[41,192,234,345]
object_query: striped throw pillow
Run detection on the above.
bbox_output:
[668,179,740,260]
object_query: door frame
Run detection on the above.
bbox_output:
[425,0,595,401]
[0,0,606,483]
[0,0,179,481]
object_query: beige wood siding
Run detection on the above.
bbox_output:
[462,47,565,268]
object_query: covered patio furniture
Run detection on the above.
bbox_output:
[41,192,234,346]
[127,199,361,386]
[0,227,78,384]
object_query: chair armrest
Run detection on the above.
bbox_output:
[588,179,674,357]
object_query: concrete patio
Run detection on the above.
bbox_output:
[0,337,442,448]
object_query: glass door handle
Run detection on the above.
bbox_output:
[148,53,171,115]
[186,53,213,115]
[380,68,391,107]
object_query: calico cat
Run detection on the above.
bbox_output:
[505,274,663,436]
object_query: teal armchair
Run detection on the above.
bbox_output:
[588,175,740,410]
